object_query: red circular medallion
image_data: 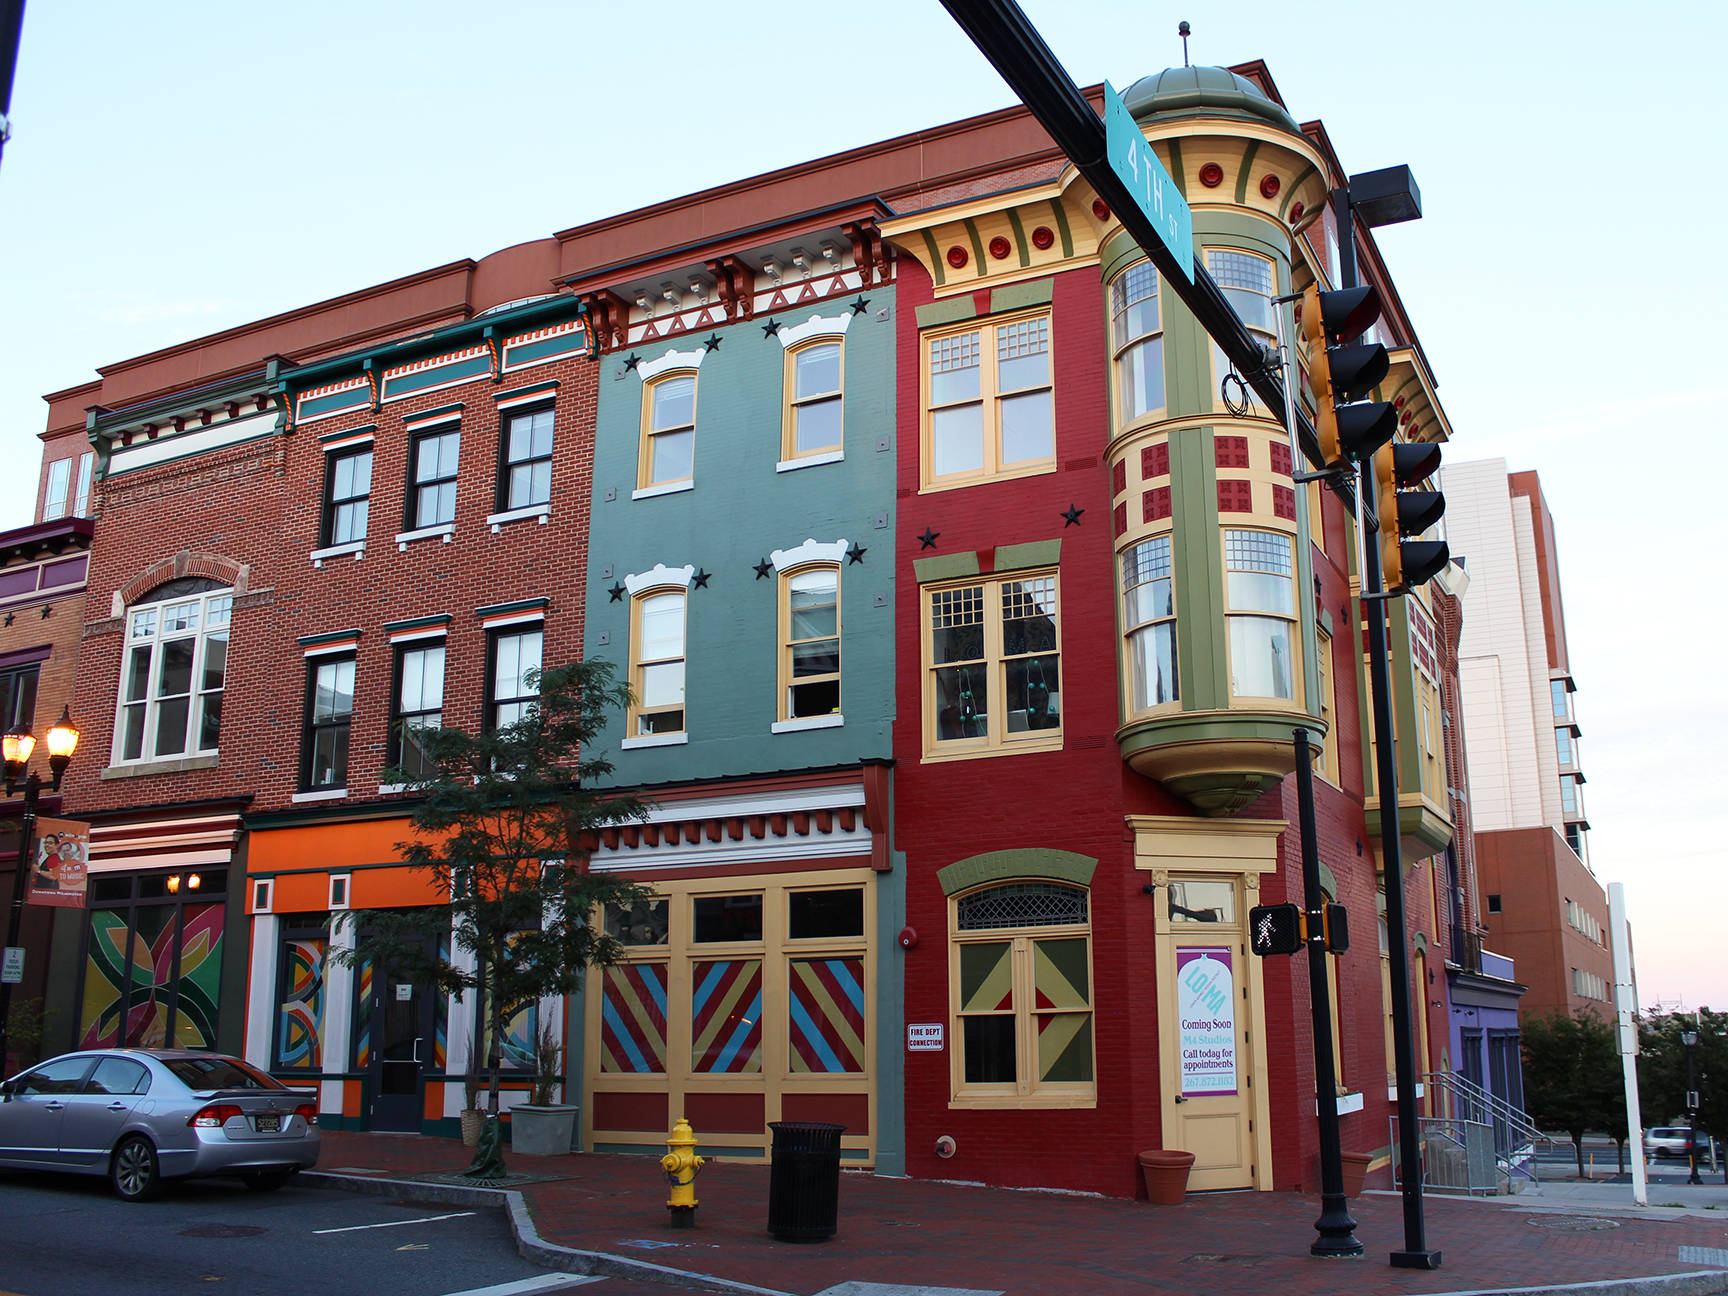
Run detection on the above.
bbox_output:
[988,235,1011,260]
[1199,162,1224,188]
[1259,174,1281,199]
[1091,199,1110,221]
[1290,201,1305,223]
[946,245,969,269]
[1031,225,1055,250]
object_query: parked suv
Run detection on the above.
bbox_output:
[1646,1126,1713,1159]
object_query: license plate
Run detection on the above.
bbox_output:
[255,1114,280,1133]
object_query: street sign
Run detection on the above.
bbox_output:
[1103,81,1193,280]
[2,947,22,984]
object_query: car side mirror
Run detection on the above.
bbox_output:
[0,1080,15,1099]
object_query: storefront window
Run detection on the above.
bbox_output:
[79,870,227,1050]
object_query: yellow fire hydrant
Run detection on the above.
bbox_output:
[660,1116,705,1228]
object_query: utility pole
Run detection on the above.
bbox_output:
[0,0,24,176]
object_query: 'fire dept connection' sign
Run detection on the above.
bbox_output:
[1176,948,1238,1096]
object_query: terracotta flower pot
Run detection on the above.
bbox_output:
[1138,1149,1196,1205]
[1339,1150,1374,1198]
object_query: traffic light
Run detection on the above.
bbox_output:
[1301,284,1398,467]
[1324,903,1350,954]
[1249,903,1303,957]
[1374,439,1450,591]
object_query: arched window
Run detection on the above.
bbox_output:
[950,881,1093,1102]
[641,372,697,490]
[780,565,840,723]
[114,578,231,763]
[630,589,686,738]
[783,339,844,462]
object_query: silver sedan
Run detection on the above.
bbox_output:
[0,1048,320,1201]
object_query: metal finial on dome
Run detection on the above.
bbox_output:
[1178,21,1191,68]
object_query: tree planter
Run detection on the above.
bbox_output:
[1138,1149,1196,1204]
[510,1104,580,1156]
[460,1109,486,1147]
[1339,1150,1374,1198]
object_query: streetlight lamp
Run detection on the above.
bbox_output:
[0,705,80,1071]
[1681,1027,1703,1185]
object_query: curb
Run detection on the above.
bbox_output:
[302,1171,793,1295]
[303,1171,1727,1296]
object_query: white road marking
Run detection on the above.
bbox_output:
[313,1210,476,1234]
[435,1277,600,1296]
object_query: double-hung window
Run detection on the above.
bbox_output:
[630,591,686,737]
[499,405,554,510]
[784,341,843,461]
[302,654,355,790]
[925,572,1061,756]
[408,428,460,529]
[323,446,373,546]
[780,565,840,722]
[1,663,38,734]
[1224,530,1296,701]
[923,312,1054,487]
[115,580,231,763]
[487,627,542,731]
[391,641,445,778]
[951,881,1094,1103]
[1120,537,1177,711]
[41,458,72,521]
[1110,262,1164,421]
[641,374,696,490]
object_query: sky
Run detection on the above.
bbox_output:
[2,1,1724,1008]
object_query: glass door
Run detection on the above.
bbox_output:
[370,972,434,1132]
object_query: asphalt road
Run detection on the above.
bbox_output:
[0,1171,712,1296]
[1533,1136,1725,1185]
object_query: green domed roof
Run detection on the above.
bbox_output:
[1119,66,1303,138]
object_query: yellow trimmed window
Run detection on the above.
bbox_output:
[1416,671,1443,801]
[1315,630,1339,784]
[780,565,841,722]
[1121,536,1178,712]
[1109,261,1164,422]
[1207,248,1276,413]
[951,881,1094,1105]
[924,571,1061,757]
[783,340,843,462]
[630,589,686,737]
[1224,529,1298,701]
[640,372,697,489]
[922,312,1054,488]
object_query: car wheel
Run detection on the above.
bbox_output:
[111,1135,163,1202]
[243,1170,294,1192]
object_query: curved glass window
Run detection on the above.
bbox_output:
[1224,530,1295,700]
[1121,537,1177,709]
[1111,262,1164,420]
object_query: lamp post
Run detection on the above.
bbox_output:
[0,705,80,1072]
[1682,1027,1702,1185]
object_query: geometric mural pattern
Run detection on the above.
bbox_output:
[600,963,667,1074]
[276,937,327,1069]
[691,959,762,1074]
[789,957,865,1073]
[79,902,224,1050]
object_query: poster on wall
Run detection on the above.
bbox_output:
[1176,947,1237,1096]
[26,817,90,908]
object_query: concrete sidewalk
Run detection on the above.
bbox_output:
[307,1131,1728,1296]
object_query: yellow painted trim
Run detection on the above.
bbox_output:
[919,306,1056,491]
[584,868,878,1167]
[780,337,845,463]
[639,369,699,491]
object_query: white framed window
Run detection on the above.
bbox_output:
[303,653,355,791]
[784,340,843,462]
[487,626,543,730]
[392,641,446,777]
[408,427,460,529]
[1207,249,1276,411]
[500,405,555,510]
[329,873,351,911]
[1120,537,1177,711]
[74,452,94,517]
[780,565,840,723]
[1110,261,1164,422]
[630,590,686,738]
[1224,529,1296,701]
[114,580,232,763]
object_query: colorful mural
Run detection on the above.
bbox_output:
[79,902,224,1049]
[692,959,762,1074]
[600,963,668,1074]
[276,937,327,1069]
[789,957,865,1073]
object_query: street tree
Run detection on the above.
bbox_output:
[1638,1007,1726,1164]
[336,660,652,1171]
[1521,1008,1619,1177]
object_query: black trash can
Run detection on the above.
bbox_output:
[766,1120,846,1242]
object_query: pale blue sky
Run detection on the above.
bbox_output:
[2,1,1723,1006]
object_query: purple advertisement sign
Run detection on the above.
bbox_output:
[1176,947,1237,1096]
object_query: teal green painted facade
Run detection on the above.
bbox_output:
[583,293,897,780]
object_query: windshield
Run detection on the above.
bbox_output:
[163,1056,285,1091]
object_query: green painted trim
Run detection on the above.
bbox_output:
[873,847,907,1177]
[938,848,1098,896]
[382,613,452,634]
[318,423,377,443]
[1233,141,1262,205]
[920,230,947,288]
[1170,426,1225,709]
[1046,198,1073,258]
[992,539,1060,572]
[1117,709,1305,814]
[494,379,560,403]
[963,221,988,278]
[1363,801,1454,863]
[1196,212,1295,262]
[990,278,1053,315]
[1295,473,1321,726]
[1279,163,1321,221]
[1004,207,1032,268]
[1388,600,1421,788]
[402,401,466,425]
[1317,861,1338,899]
[476,596,550,618]
[297,628,362,647]
[1318,608,1334,636]
[248,859,406,879]
[915,297,977,329]
[1099,228,1146,283]
[1166,139,1188,199]
[297,388,371,420]
[913,552,980,583]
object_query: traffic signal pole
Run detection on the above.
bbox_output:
[1338,193,1440,1270]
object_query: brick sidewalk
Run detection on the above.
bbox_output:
[313,1131,1728,1296]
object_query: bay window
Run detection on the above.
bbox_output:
[1224,529,1296,701]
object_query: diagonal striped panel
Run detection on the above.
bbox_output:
[959,941,1012,1012]
[1038,1012,1093,1083]
[691,960,762,1074]
[601,963,668,1074]
[1032,938,1088,1011]
[789,958,865,1073]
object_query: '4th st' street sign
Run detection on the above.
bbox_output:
[1103,81,1193,281]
